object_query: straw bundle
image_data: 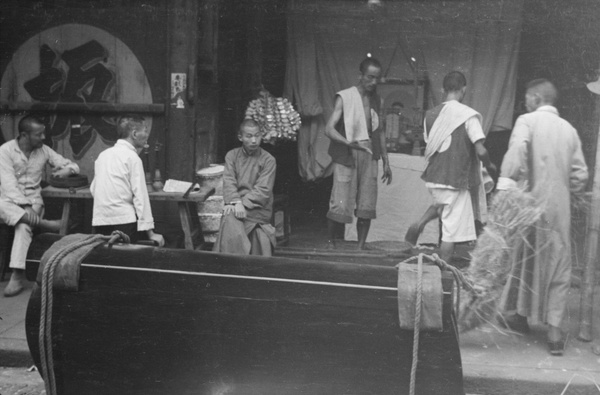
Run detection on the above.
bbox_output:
[457,187,545,333]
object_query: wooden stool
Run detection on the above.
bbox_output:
[272,194,290,246]
[0,223,14,282]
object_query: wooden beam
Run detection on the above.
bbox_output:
[578,95,600,342]
[166,0,198,181]
[0,100,165,114]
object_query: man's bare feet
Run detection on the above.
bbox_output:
[358,243,375,251]
[404,223,421,246]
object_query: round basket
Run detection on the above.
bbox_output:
[196,165,224,195]
[48,174,89,189]
[198,213,223,233]
[198,195,224,214]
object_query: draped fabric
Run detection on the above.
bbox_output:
[285,0,524,181]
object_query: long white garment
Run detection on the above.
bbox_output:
[90,139,154,231]
[498,106,588,327]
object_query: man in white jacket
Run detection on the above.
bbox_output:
[91,115,164,247]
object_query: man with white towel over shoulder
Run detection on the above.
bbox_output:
[405,71,495,264]
[324,56,392,250]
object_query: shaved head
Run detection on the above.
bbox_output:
[239,118,260,135]
[526,79,558,105]
[443,71,467,93]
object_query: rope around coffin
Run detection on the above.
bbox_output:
[398,253,472,395]
[39,231,130,395]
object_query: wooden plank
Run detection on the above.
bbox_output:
[146,188,215,202]
[578,95,600,341]
[0,100,165,114]
[41,186,215,202]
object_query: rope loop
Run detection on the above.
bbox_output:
[398,252,473,292]
[106,230,130,246]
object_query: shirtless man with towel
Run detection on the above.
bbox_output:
[324,57,392,250]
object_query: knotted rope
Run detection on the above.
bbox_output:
[398,253,472,395]
[39,231,130,395]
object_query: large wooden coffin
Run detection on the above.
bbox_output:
[25,234,464,395]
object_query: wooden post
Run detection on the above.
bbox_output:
[195,0,220,170]
[166,0,198,181]
[578,96,600,341]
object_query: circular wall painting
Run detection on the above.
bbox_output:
[1,23,153,176]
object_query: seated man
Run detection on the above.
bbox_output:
[213,119,277,256]
[91,115,164,246]
[0,114,79,297]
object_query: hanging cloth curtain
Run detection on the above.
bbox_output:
[285,0,524,182]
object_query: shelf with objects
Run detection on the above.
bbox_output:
[380,77,429,157]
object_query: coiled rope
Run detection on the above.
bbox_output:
[398,253,472,395]
[39,231,130,395]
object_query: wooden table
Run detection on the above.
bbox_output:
[41,186,215,250]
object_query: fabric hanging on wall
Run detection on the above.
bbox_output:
[284,0,524,181]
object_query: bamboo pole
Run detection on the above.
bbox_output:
[578,94,600,341]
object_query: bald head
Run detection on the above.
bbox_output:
[525,79,558,111]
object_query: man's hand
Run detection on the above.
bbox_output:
[52,167,74,178]
[233,201,246,219]
[223,204,235,216]
[486,163,498,179]
[381,162,392,185]
[147,230,165,247]
[22,205,41,227]
[348,142,373,155]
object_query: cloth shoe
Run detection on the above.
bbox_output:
[3,274,24,297]
[547,339,565,356]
